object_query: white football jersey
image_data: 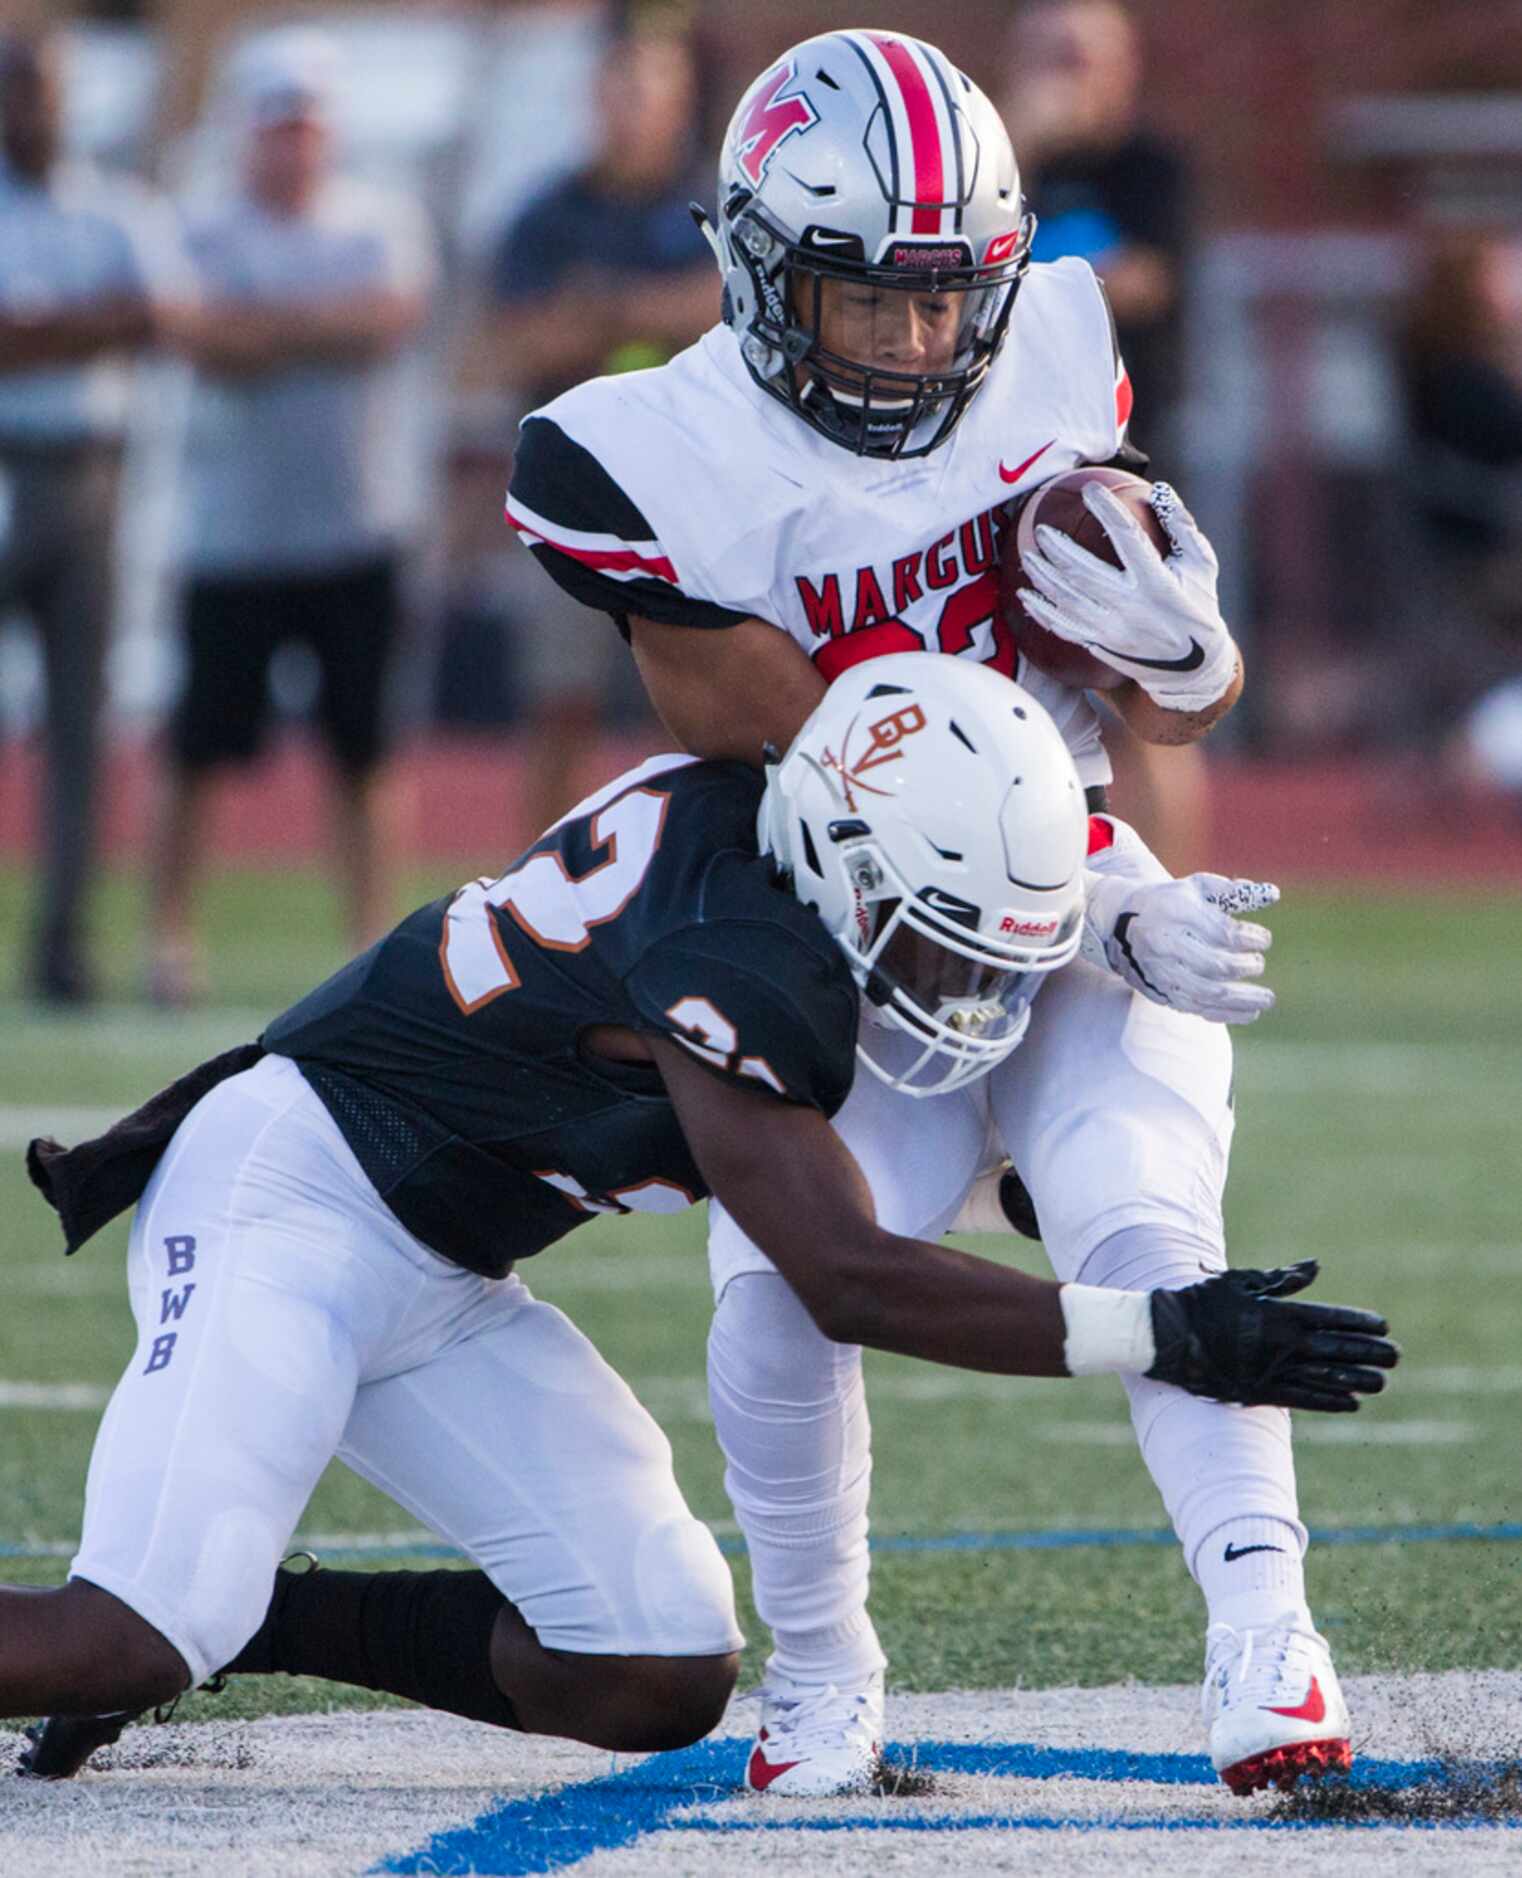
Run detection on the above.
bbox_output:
[506,256,1132,787]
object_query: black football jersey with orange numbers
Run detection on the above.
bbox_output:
[261,755,859,1277]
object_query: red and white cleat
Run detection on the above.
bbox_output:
[744,1669,883,1797]
[1203,1613,1352,1796]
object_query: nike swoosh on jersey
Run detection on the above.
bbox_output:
[998,440,1055,484]
[1265,1676,1327,1725]
[1223,1542,1286,1563]
[1087,636,1207,673]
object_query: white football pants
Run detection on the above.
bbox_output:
[73,1056,741,1687]
[707,960,1305,1674]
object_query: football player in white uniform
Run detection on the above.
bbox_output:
[14,660,1394,1784]
[506,31,1356,1798]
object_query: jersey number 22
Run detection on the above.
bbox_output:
[439,787,669,1013]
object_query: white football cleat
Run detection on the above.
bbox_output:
[1203,1612,1352,1795]
[744,1668,883,1796]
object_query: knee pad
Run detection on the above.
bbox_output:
[162,1505,299,1689]
[1074,1223,1227,1296]
[630,1514,742,1658]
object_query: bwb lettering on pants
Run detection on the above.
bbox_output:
[144,1234,197,1375]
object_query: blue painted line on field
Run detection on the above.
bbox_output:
[377,1738,739,1876]
[379,1738,1508,1875]
[12,1517,1514,1566]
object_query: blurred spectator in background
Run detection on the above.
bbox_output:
[1004,0,1188,437]
[1402,234,1522,672]
[0,29,185,1004]
[147,29,436,1006]
[483,20,716,839]
[1400,229,1522,816]
[1003,0,1205,871]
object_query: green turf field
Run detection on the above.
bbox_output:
[1,863,1519,1723]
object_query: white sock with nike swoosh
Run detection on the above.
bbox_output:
[1073,1229,1311,1633]
[1197,1517,1309,1636]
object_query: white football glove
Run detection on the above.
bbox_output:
[1083,869,1279,1025]
[1017,482,1238,712]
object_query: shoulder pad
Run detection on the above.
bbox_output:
[507,416,752,630]
[626,918,857,1116]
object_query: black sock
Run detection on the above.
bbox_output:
[225,1565,520,1730]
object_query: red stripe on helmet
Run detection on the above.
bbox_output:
[869,35,945,236]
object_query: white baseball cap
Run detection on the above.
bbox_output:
[232,28,339,128]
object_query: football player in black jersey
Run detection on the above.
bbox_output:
[13,659,1394,1780]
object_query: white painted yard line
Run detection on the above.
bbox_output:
[1238,1037,1514,1093]
[0,1381,109,1409]
[7,1265,118,1295]
[0,1106,120,1149]
[1289,1417,1478,1444]
[1404,1364,1522,1393]
[1,1007,270,1049]
[1342,1245,1520,1276]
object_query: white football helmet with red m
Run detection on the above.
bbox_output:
[701,29,1034,459]
[760,655,1086,1097]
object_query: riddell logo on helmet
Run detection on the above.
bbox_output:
[999,914,1059,938]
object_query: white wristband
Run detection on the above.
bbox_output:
[1060,1283,1157,1377]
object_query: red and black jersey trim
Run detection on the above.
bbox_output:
[523,543,754,635]
[511,417,658,546]
[508,417,752,634]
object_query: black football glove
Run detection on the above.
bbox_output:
[1146,1259,1399,1411]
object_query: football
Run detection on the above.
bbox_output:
[999,466,1170,691]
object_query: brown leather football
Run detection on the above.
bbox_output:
[999,466,1169,691]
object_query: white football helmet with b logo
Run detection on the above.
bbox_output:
[759,655,1086,1096]
[699,29,1034,460]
